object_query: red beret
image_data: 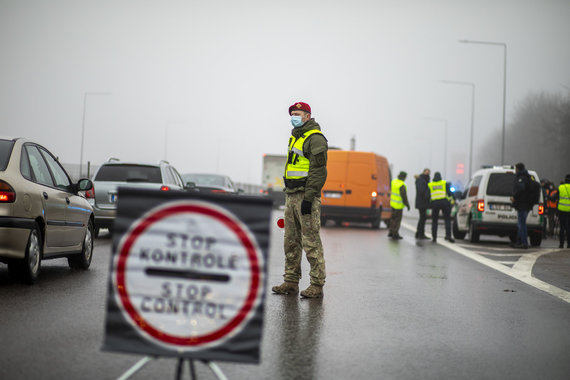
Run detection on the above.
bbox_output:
[288,102,311,115]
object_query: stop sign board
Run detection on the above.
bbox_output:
[103,189,270,362]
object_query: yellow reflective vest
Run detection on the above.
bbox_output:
[284,129,323,179]
[428,180,447,201]
[558,183,570,212]
[390,178,406,209]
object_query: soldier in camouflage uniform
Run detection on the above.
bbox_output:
[272,102,328,298]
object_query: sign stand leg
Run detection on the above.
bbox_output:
[188,360,197,379]
[175,358,184,380]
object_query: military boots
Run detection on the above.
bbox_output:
[300,284,324,298]
[272,281,299,295]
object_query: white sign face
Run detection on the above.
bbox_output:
[113,201,264,350]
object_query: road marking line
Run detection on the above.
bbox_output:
[477,252,523,257]
[401,222,570,304]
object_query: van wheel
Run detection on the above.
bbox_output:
[529,233,542,247]
[453,216,466,239]
[371,211,382,229]
[469,220,480,243]
[509,233,517,243]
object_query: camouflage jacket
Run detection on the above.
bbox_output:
[284,119,328,203]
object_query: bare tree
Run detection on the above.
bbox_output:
[478,90,570,183]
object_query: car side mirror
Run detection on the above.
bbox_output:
[77,178,93,192]
[185,182,197,190]
[237,188,245,194]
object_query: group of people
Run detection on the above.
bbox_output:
[388,168,455,243]
[540,174,570,248]
[270,101,569,300]
[511,163,570,249]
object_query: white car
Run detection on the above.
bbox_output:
[453,166,544,246]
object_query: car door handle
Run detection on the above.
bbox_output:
[43,192,48,200]
[345,190,352,194]
[65,197,70,205]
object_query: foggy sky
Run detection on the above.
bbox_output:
[1,0,569,187]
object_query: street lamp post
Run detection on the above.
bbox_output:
[80,92,111,177]
[440,80,475,178]
[424,117,448,178]
[459,39,507,164]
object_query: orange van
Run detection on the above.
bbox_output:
[321,150,392,228]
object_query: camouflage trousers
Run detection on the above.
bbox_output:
[283,192,326,286]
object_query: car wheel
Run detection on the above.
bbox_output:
[469,219,480,243]
[8,224,42,284]
[334,219,342,227]
[453,216,466,239]
[94,226,100,238]
[320,217,327,227]
[509,233,517,243]
[68,220,94,270]
[529,233,542,247]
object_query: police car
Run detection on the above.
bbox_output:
[453,166,544,246]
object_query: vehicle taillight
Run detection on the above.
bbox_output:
[0,181,16,203]
[160,186,170,191]
[477,199,485,212]
[371,191,378,207]
[211,189,227,193]
[538,204,544,215]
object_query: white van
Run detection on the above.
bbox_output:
[453,166,544,246]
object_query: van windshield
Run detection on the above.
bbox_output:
[486,173,515,196]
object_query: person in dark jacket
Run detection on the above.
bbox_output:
[511,162,533,249]
[414,168,431,239]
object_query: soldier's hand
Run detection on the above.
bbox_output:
[301,200,312,215]
[406,205,410,211]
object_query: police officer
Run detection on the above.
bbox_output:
[558,174,570,249]
[428,172,454,243]
[272,102,328,298]
[388,171,410,239]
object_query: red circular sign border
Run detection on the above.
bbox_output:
[115,202,261,347]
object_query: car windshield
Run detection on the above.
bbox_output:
[94,164,162,183]
[0,139,15,171]
[486,173,515,196]
[182,174,225,186]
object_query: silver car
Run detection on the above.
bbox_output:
[181,173,242,194]
[0,137,94,284]
[88,159,186,235]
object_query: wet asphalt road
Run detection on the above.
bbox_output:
[1,213,570,380]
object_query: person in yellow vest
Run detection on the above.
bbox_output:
[272,101,328,298]
[428,172,455,243]
[557,174,570,249]
[388,171,410,240]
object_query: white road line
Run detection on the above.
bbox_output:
[477,252,523,257]
[401,221,570,304]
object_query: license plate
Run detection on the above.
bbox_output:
[490,203,511,211]
[110,194,118,203]
[324,192,342,199]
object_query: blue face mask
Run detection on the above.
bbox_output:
[291,115,303,127]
